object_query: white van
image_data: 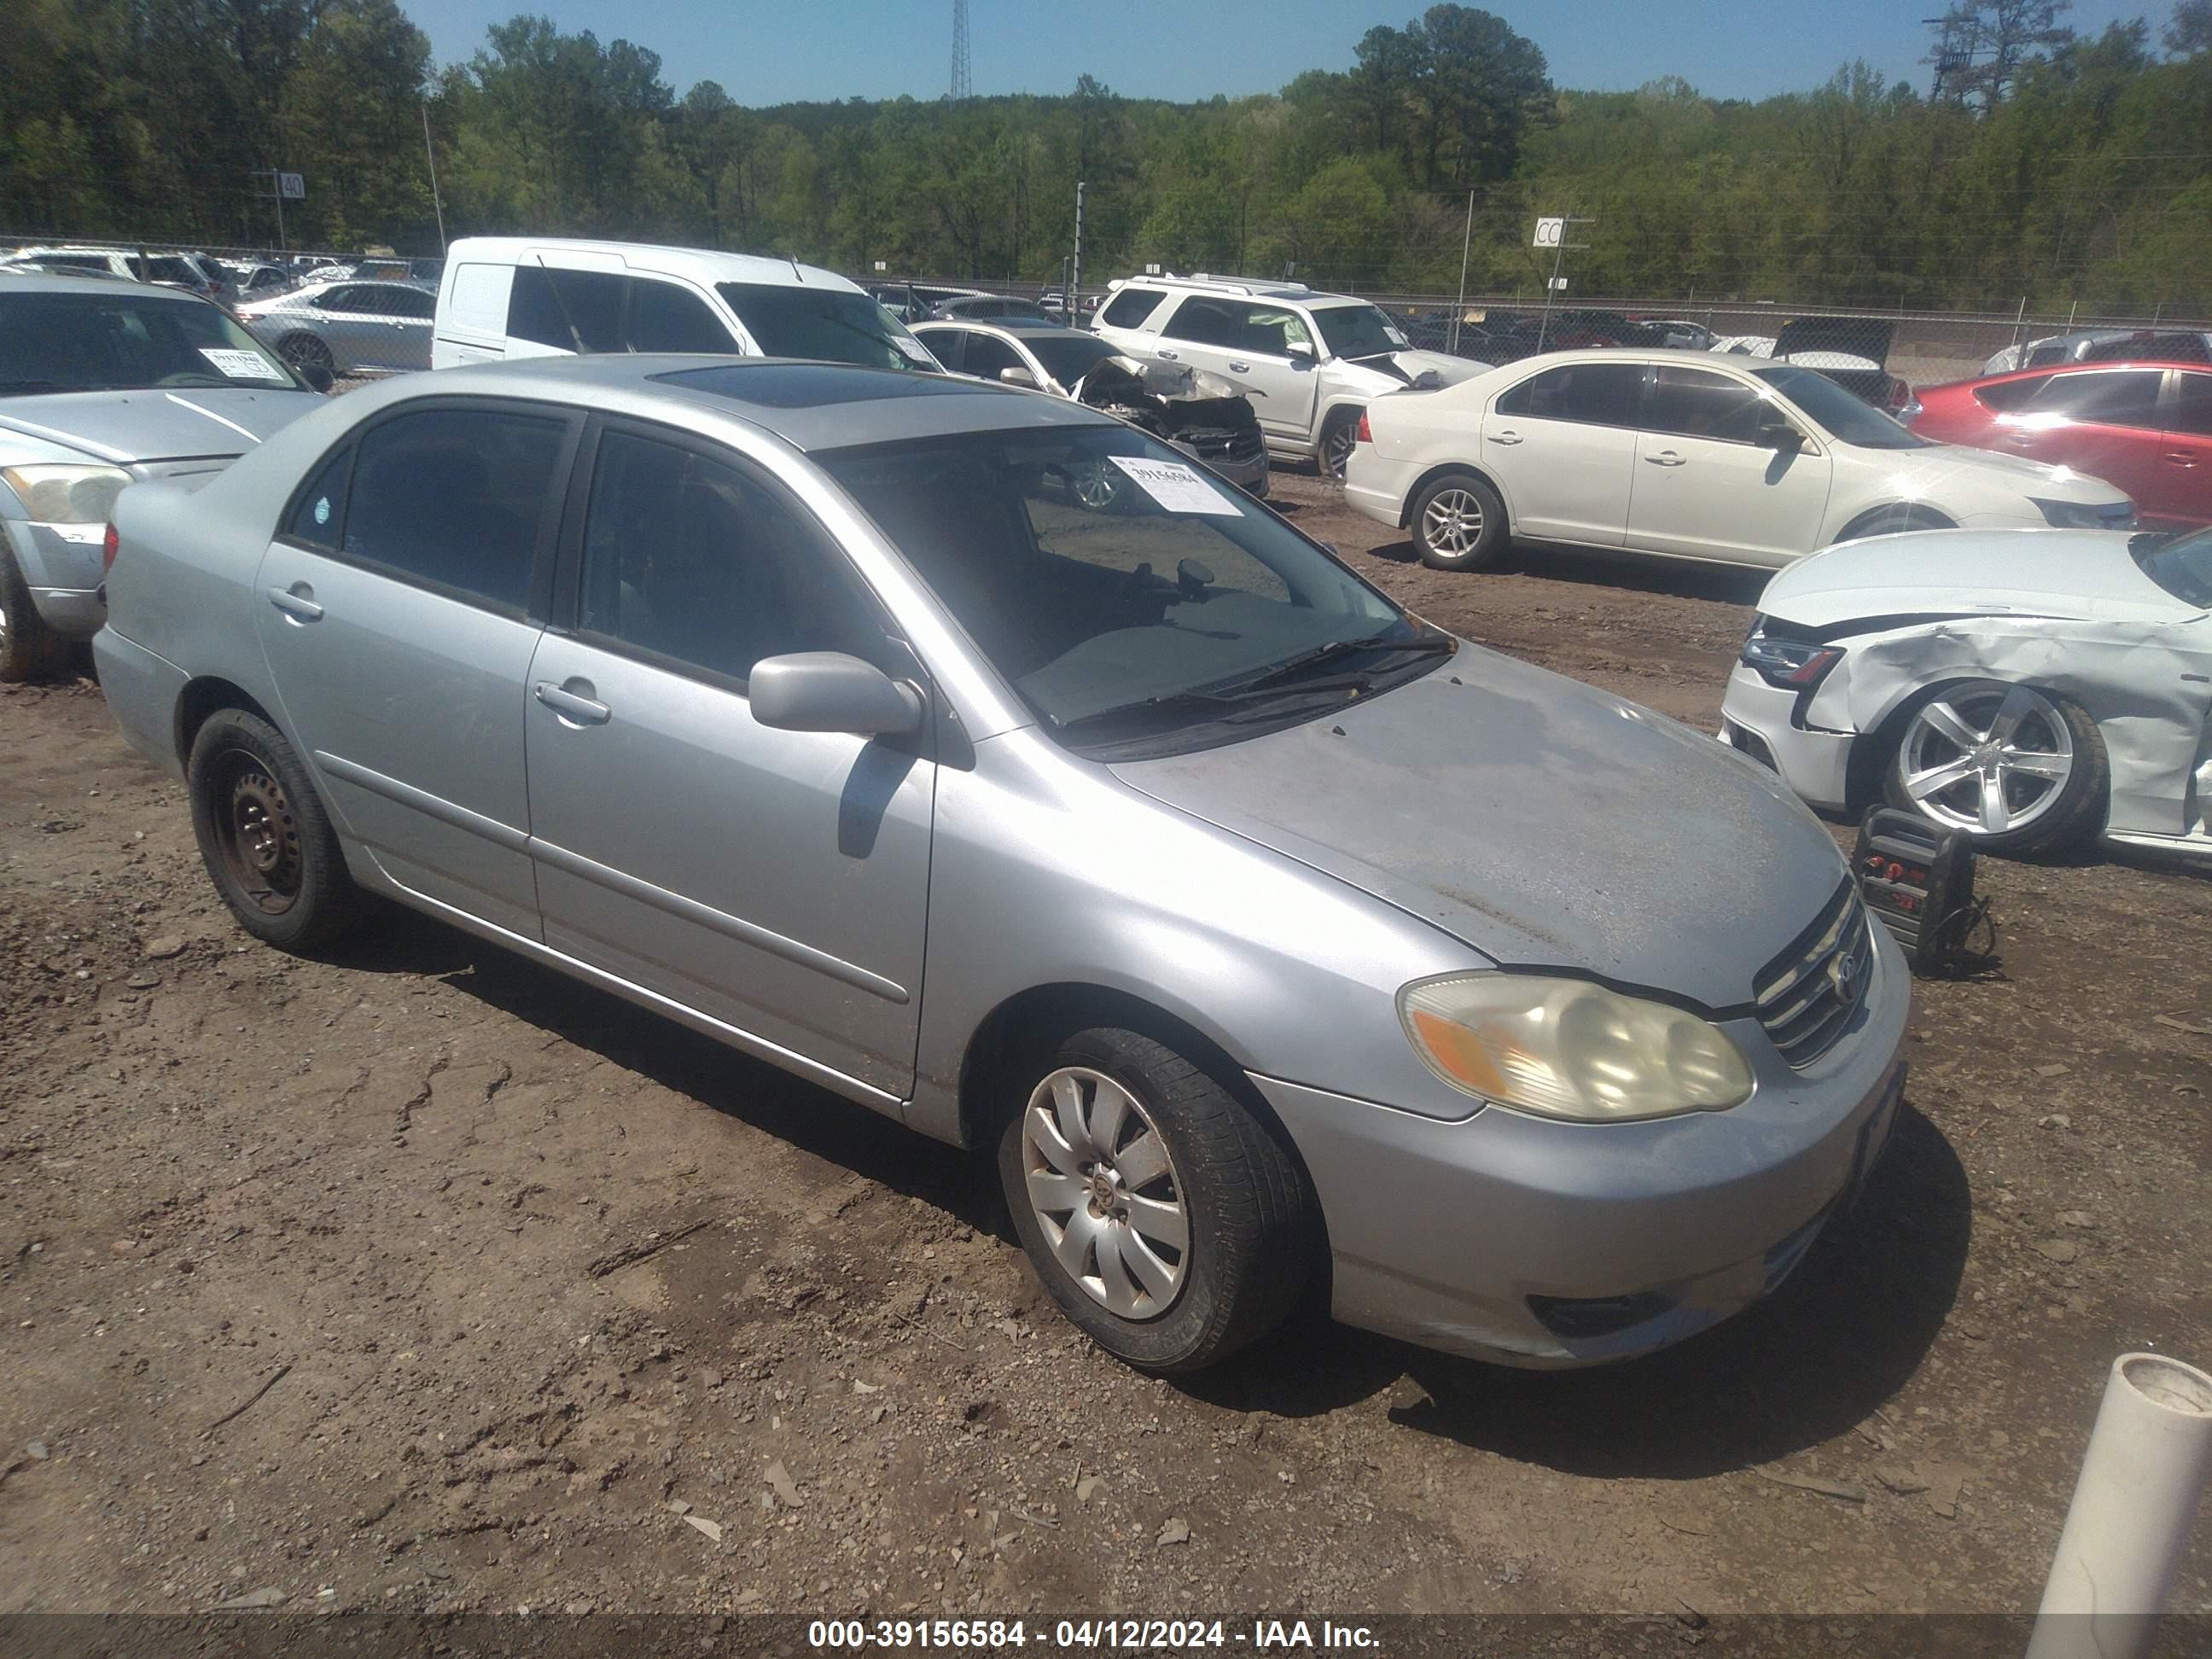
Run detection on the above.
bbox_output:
[431,238,941,373]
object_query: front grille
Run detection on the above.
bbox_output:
[1754,880,1875,1068]
[1176,424,1264,465]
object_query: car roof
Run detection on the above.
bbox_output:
[445,236,861,295]
[1968,358,2211,384]
[345,354,1113,453]
[0,271,201,301]
[916,317,1091,339]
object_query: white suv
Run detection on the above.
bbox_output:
[1090,275,1476,476]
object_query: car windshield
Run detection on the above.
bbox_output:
[717,283,938,373]
[2133,527,2212,608]
[1313,303,1410,360]
[0,290,300,394]
[1027,335,1118,388]
[1754,364,1930,449]
[818,423,1441,756]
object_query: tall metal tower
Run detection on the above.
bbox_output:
[950,0,973,101]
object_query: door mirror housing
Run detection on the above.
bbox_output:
[997,365,1039,389]
[749,652,924,738]
[1757,418,1804,451]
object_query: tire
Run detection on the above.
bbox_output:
[0,545,72,684]
[997,1025,1316,1373]
[1317,412,1359,480]
[1832,504,1954,544]
[277,332,335,372]
[1409,471,1509,571]
[1883,680,2107,855]
[187,708,369,951]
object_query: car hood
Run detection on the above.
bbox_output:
[1110,649,1849,1011]
[1758,528,2197,627]
[1901,439,2130,501]
[1335,350,1482,390]
[0,387,322,467]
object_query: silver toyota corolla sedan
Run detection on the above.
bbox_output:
[95,356,1911,1373]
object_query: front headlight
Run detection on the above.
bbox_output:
[1740,626,1842,690]
[2,463,131,524]
[2029,496,2133,531]
[1399,974,1755,1121]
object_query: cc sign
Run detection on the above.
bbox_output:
[1533,217,1565,248]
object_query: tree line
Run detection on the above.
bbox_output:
[5,2,2210,312]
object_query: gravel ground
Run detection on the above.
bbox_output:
[1,470,2208,1621]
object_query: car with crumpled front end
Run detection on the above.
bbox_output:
[94,354,1908,1373]
[0,272,327,680]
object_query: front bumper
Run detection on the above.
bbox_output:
[1251,923,1911,1367]
[5,517,108,639]
[1719,663,1857,814]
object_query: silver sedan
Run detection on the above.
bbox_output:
[233,279,435,375]
[95,356,1909,1372]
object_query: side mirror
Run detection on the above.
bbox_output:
[298,362,335,394]
[1287,344,1317,369]
[1757,419,1803,451]
[998,365,1039,389]
[749,652,924,738]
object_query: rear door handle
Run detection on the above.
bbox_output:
[266,584,323,622]
[533,680,610,726]
[1491,430,1523,446]
[1226,360,1250,373]
[1646,450,1686,467]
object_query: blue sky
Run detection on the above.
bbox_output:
[413,1,2170,105]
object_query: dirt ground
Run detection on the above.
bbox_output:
[2,469,2209,1623]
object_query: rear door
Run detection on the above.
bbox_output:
[1991,368,2168,508]
[255,399,579,937]
[1482,360,1646,545]
[523,421,935,1099]
[1627,364,1833,565]
[2156,368,2212,530]
[380,284,436,370]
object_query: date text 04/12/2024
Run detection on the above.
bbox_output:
[806,1620,1382,1651]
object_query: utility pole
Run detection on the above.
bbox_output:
[1451,189,1475,356]
[422,103,448,253]
[1072,181,1085,327]
[272,175,286,254]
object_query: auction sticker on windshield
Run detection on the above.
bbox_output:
[198,348,284,381]
[1107,455,1240,515]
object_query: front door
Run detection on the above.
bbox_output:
[1153,297,1319,446]
[254,399,579,936]
[1482,359,1645,546]
[523,422,934,1100]
[1627,364,1835,564]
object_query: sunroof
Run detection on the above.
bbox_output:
[651,362,987,409]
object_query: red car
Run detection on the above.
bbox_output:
[1912,359,2212,530]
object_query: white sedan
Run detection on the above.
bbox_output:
[1343,347,2133,573]
[1720,526,2212,859]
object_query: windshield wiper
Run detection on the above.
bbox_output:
[1051,632,1454,738]
[1208,628,1453,696]
[0,379,80,395]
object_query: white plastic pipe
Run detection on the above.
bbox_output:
[2027,1352,2212,1659]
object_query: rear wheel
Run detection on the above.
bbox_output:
[0,547,71,684]
[1410,471,1509,571]
[1883,680,2106,854]
[188,708,369,950]
[997,1025,1316,1373]
[277,332,335,372]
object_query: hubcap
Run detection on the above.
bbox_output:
[1422,488,1485,557]
[210,750,304,915]
[1020,1067,1190,1321]
[1072,463,1119,510]
[1901,682,2073,837]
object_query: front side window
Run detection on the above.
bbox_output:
[716,282,935,372]
[508,266,625,353]
[1241,306,1313,358]
[1976,375,2051,412]
[820,425,1436,756]
[1495,361,1646,427]
[0,291,297,393]
[1644,366,1768,443]
[341,406,567,614]
[1310,303,1407,360]
[630,279,734,353]
[1098,289,1164,329]
[578,429,876,684]
[2133,527,2212,606]
[2023,370,2165,429]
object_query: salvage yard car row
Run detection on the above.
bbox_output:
[2,240,2207,1382]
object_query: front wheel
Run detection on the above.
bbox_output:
[1883,680,2106,854]
[1317,413,1359,480]
[188,708,370,950]
[998,1026,1316,1372]
[0,547,71,683]
[1410,471,1509,571]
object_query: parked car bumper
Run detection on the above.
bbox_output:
[6,516,108,638]
[89,626,189,779]
[1250,928,1910,1367]
[1718,664,1857,814]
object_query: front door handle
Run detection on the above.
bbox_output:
[1491,430,1523,446]
[533,680,610,726]
[1646,450,1687,467]
[1154,349,1179,360]
[2164,451,2198,466]
[266,584,323,622]
[1227,360,1251,373]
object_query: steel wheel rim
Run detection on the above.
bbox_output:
[1021,1067,1190,1321]
[1423,488,1485,557]
[209,748,305,915]
[1901,683,2074,837]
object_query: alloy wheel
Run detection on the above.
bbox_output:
[1899,683,2074,837]
[1320,422,1356,479]
[1020,1067,1190,1320]
[281,334,335,370]
[1421,488,1486,559]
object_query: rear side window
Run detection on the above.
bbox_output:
[2169,372,2212,438]
[2025,370,2164,429]
[286,447,352,550]
[1644,366,1767,442]
[630,279,732,353]
[508,266,624,353]
[1496,362,1647,427]
[341,406,568,614]
[1974,376,2050,412]
[1098,288,1164,330]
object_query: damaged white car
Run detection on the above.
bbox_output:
[1720,527,2212,860]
